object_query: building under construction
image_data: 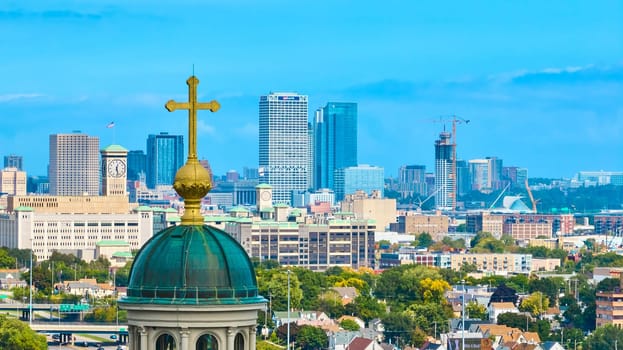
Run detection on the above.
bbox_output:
[435,132,455,210]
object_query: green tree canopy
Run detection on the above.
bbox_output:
[296,325,328,350]
[0,316,47,349]
[414,233,434,248]
[265,271,303,311]
[497,312,532,331]
[519,291,550,317]
[583,324,623,350]
[339,319,361,331]
[345,295,386,322]
[466,301,488,320]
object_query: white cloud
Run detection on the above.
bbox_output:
[197,119,216,135]
[0,93,45,103]
[234,122,257,136]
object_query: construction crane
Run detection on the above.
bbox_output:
[434,116,470,210]
[524,179,540,213]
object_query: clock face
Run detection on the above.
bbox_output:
[107,159,126,178]
[261,190,272,201]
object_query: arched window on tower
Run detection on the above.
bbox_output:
[156,333,177,350]
[196,333,218,350]
[234,333,244,350]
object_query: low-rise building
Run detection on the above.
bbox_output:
[487,303,519,323]
[378,251,531,274]
[449,253,532,274]
[504,220,552,240]
[390,213,449,240]
[466,211,504,238]
[0,206,154,261]
[531,258,561,272]
[340,190,396,231]
[223,218,376,271]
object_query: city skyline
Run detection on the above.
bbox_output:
[1,1,621,178]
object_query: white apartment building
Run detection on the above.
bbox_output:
[224,219,376,271]
[258,92,309,204]
[0,206,154,261]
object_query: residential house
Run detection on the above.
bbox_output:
[0,269,26,289]
[540,341,565,350]
[332,286,359,305]
[488,302,519,323]
[338,315,365,330]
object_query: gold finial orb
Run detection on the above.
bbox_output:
[173,159,212,225]
[165,75,219,226]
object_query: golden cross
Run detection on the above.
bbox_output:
[165,76,220,160]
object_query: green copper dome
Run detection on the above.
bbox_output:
[121,225,262,305]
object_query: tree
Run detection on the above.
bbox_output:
[296,325,328,350]
[419,278,451,304]
[411,328,428,348]
[275,322,300,345]
[466,301,488,320]
[0,249,17,269]
[414,233,434,248]
[316,290,345,318]
[528,277,563,303]
[460,263,478,273]
[339,319,360,331]
[559,327,584,350]
[519,291,550,317]
[497,312,533,331]
[346,295,386,322]
[506,274,529,294]
[334,277,369,294]
[531,319,551,341]
[382,313,416,346]
[500,234,515,246]
[404,303,452,336]
[470,232,494,248]
[583,324,623,350]
[267,271,303,311]
[596,277,620,293]
[0,316,47,349]
[292,267,327,310]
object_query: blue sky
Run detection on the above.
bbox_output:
[1,0,622,178]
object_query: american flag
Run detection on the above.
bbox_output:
[106,121,115,128]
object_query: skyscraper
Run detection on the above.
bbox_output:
[398,165,426,198]
[3,155,23,170]
[127,150,147,182]
[49,133,100,196]
[468,159,491,193]
[456,160,470,197]
[313,102,357,190]
[258,92,309,204]
[434,132,455,210]
[146,132,184,189]
[334,165,384,201]
[486,156,504,191]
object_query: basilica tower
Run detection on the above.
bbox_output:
[119,76,266,350]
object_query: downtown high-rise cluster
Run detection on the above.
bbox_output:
[258,92,384,205]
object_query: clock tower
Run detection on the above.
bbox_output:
[101,144,128,196]
[255,183,272,212]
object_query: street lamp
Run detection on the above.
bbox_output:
[114,269,119,327]
[29,240,33,325]
[287,270,291,350]
[461,279,465,350]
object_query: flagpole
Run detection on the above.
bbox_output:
[106,122,116,144]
